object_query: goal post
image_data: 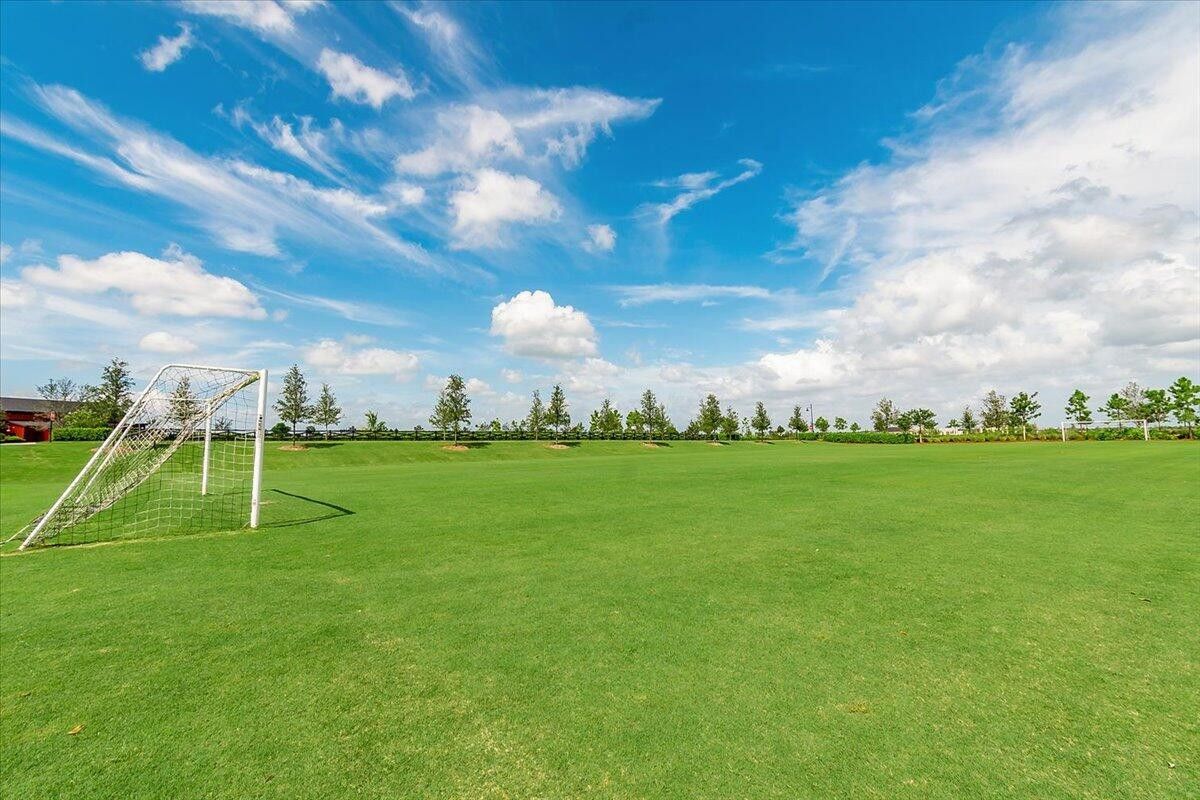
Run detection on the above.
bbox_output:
[1060,419,1149,441]
[19,364,268,549]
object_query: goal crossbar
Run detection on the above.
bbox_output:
[20,364,267,549]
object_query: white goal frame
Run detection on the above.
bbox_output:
[19,364,267,549]
[1060,418,1149,441]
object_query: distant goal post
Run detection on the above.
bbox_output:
[1060,419,1149,441]
[19,364,267,549]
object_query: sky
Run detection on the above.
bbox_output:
[0,0,1197,428]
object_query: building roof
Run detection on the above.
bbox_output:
[0,396,84,415]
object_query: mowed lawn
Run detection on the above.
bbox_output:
[1,440,1197,799]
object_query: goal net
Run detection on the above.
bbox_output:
[19,364,267,549]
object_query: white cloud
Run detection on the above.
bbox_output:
[610,284,772,307]
[759,1,1199,408]
[4,85,430,267]
[385,181,427,206]
[490,290,598,359]
[450,169,562,248]
[583,223,616,253]
[254,285,407,326]
[139,23,195,72]
[21,246,266,319]
[500,368,523,383]
[0,243,11,265]
[304,338,420,378]
[394,89,659,176]
[181,0,322,38]
[647,159,762,225]
[139,331,199,354]
[395,3,487,88]
[225,105,345,180]
[317,49,415,108]
[0,279,35,309]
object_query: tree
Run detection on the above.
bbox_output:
[697,393,723,441]
[637,389,659,442]
[909,408,936,443]
[787,405,807,439]
[814,416,830,434]
[363,410,387,437]
[1064,389,1092,430]
[850,421,861,432]
[589,399,622,436]
[1142,388,1171,427]
[436,374,471,444]
[168,376,199,426]
[719,406,739,440]
[1009,391,1042,441]
[1120,382,1147,420]
[1098,393,1131,427]
[895,410,915,434]
[625,409,645,439]
[751,402,771,438]
[834,417,847,431]
[71,358,135,427]
[1168,376,1199,438]
[655,403,672,439]
[35,377,79,439]
[527,390,546,440]
[546,383,569,442]
[273,364,311,444]
[960,406,978,434]
[979,390,1008,431]
[312,383,343,439]
[871,398,898,431]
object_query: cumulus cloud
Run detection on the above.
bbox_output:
[21,246,266,319]
[583,223,616,253]
[0,243,11,265]
[450,169,562,248]
[304,338,420,378]
[754,1,1200,410]
[316,49,416,108]
[647,159,762,225]
[139,330,199,354]
[139,24,195,72]
[490,290,598,359]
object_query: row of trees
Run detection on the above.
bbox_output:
[24,360,1200,443]
[868,378,1199,441]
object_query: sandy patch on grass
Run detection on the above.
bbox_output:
[546,443,570,450]
[278,444,308,451]
[707,441,726,447]
[642,441,661,448]
[441,444,470,452]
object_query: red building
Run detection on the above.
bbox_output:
[1,397,82,442]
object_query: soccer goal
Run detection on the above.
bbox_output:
[19,364,267,549]
[1060,419,1149,441]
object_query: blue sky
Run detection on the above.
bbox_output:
[1,1,1196,427]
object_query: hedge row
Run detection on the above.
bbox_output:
[50,427,112,441]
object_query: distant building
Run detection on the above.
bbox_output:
[0,397,82,442]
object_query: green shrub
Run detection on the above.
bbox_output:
[51,427,111,441]
[821,431,913,444]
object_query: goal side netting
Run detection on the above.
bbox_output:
[19,364,267,549]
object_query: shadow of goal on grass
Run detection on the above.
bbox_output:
[262,489,355,529]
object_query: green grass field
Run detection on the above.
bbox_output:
[1,440,1197,798]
